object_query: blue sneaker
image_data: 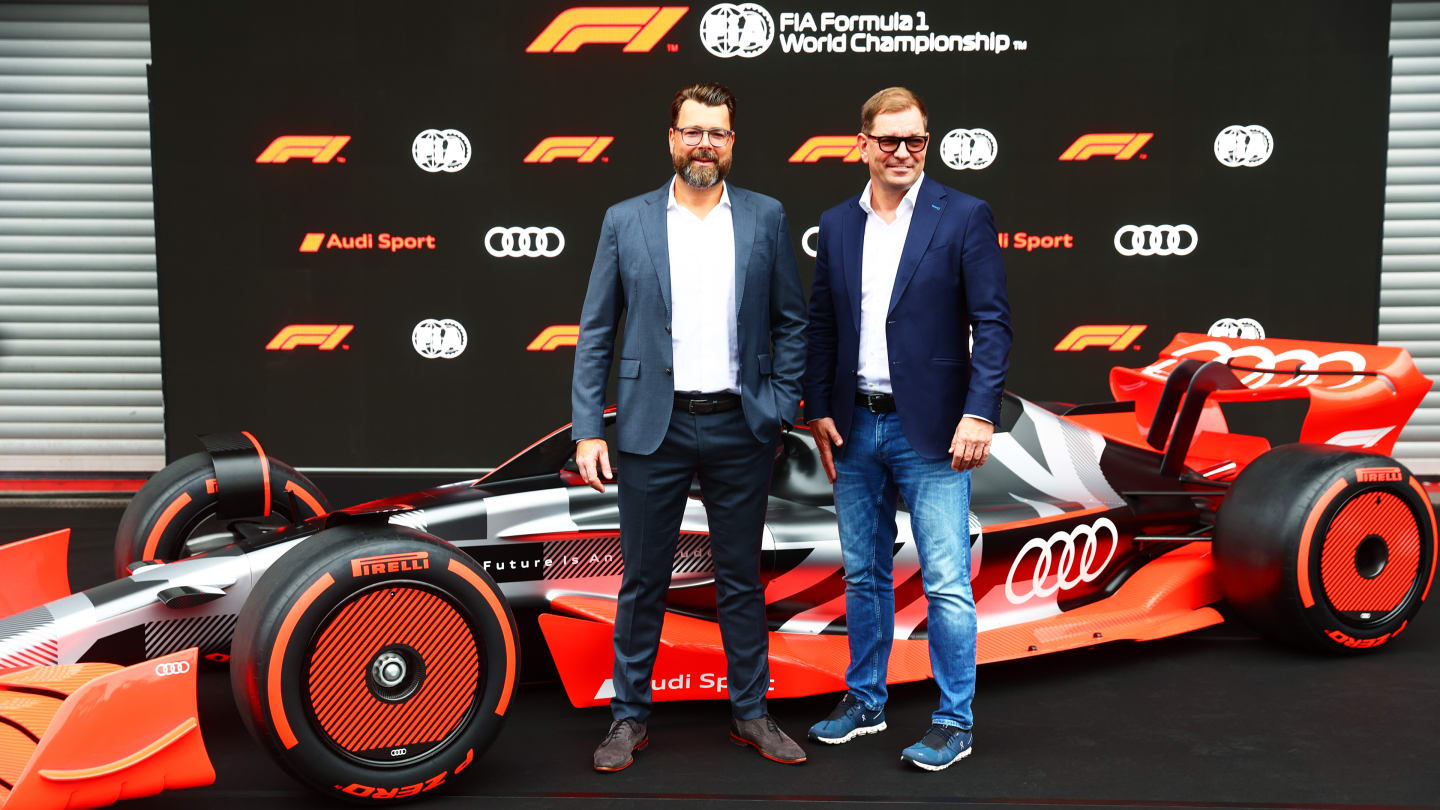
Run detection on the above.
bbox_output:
[807,693,887,744]
[900,724,972,771]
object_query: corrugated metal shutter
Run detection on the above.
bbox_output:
[0,3,160,473]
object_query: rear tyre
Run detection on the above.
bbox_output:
[1214,443,1436,653]
[230,524,519,802]
[114,449,329,576]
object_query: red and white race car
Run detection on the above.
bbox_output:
[0,333,1433,807]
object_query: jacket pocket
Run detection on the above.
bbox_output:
[618,358,641,378]
[932,357,967,365]
[757,354,772,375]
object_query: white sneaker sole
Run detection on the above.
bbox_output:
[903,745,972,771]
[812,721,887,745]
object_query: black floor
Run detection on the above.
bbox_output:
[3,499,1438,810]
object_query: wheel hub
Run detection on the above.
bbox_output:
[371,651,407,688]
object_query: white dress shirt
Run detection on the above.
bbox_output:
[855,174,925,395]
[667,178,739,394]
[854,173,991,425]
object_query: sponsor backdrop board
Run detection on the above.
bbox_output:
[149,0,1390,469]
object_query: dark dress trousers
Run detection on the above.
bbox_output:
[571,180,807,721]
[801,177,1012,457]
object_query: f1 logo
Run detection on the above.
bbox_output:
[266,324,353,351]
[1057,133,1152,161]
[524,137,614,163]
[526,6,689,53]
[1054,325,1147,352]
[528,325,580,351]
[256,136,351,164]
[788,136,861,163]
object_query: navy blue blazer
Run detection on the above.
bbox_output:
[572,180,808,455]
[802,176,1012,459]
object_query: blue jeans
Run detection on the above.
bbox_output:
[833,405,976,730]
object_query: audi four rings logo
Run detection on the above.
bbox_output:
[486,226,565,258]
[1114,224,1197,256]
[155,660,191,677]
[1145,341,1368,390]
[700,3,776,58]
[1005,518,1119,605]
[412,129,471,173]
[1214,124,1273,167]
[939,128,997,171]
[802,226,819,258]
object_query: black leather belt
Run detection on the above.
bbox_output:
[856,392,896,413]
[675,392,741,414]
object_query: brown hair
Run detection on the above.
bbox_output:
[670,82,736,129]
[860,87,927,133]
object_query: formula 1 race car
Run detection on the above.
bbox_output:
[0,332,1435,808]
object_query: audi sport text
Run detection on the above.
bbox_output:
[299,233,438,253]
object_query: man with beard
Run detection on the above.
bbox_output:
[572,82,808,771]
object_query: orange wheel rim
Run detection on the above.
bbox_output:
[306,585,481,763]
[1319,491,1421,617]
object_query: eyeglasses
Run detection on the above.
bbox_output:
[671,127,734,147]
[865,133,929,153]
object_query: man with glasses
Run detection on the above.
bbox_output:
[801,87,1011,771]
[572,82,808,771]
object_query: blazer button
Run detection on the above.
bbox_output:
[664,367,672,375]
[665,326,672,334]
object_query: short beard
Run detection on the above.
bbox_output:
[674,147,729,190]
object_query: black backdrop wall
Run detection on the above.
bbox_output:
[150,0,1391,470]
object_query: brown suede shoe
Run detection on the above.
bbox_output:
[730,715,807,764]
[594,717,648,772]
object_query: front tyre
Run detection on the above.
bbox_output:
[1214,443,1437,653]
[230,524,519,801]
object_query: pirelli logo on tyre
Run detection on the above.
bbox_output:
[526,6,688,53]
[351,551,431,578]
[1356,466,1404,483]
[788,136,861,162]
[1058,133,1151,161]
[524,137,614,163]
[256,135,351,164]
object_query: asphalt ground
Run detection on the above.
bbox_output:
[2,499,1437,810]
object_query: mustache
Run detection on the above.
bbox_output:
[688,148,720,163]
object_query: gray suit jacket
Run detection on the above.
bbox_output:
[571,180,807,455]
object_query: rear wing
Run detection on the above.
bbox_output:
[1109,333,1432,464]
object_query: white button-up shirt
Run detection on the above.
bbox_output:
[667,178,739,393]
[855,174,925,395]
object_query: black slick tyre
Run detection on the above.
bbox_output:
[1214,443,1437,653]
[114,449,329,576]
[230,524,519,802]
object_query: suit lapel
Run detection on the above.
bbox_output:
[841,198,865,333]
[730,185,755,318]
[639,181,672,319]
[888,179,945,314]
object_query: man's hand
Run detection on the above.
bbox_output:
[950,417,994,471]
[575,438,613,493]
[808,417,844,483]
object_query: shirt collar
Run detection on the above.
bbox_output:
[858,172,925,217]
[667,177,731,212]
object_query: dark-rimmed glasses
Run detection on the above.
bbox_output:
[865,133,929,153]
[671,126,734,147]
